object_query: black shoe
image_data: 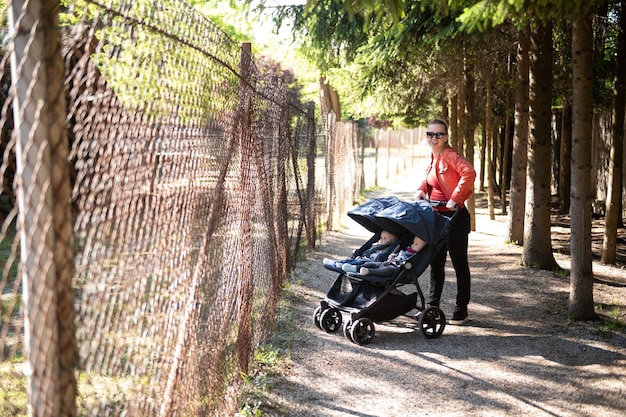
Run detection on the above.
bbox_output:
[404,308,421,319]
[449,307,468,325]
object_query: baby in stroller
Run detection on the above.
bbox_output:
[315,198,451,345]
[343,235,427,276]
[322,229,399,270]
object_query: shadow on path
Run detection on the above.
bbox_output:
[262,177,626,417]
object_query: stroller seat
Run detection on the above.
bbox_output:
[343,272,396,284]
[322,240,401,273]
[322,196,404,273]
[344,245,436,284]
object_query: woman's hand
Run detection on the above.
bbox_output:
[414,190,426,200]
[446,199,458,210]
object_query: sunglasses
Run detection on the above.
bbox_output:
[426,131,447,139]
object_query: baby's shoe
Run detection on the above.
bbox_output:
[359,267,370,275]
[341,264,358,273]
[323,258,336,267]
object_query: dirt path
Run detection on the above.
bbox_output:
[256,176,626,417]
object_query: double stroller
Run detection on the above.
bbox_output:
[313,196,455,345]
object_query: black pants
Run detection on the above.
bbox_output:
[428,207,471,310]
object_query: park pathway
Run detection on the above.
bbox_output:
[259,171,626,417]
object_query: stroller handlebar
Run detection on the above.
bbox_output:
[428,200,459,211]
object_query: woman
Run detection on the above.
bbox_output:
[413,119,476,324]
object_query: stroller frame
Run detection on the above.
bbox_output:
[314,199,460,345]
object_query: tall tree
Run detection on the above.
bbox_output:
[569,11,596,320]
[523,19,559,270]
[462,45,479,230]
[506,24,530,245]
[558,99,572,213]
[554,20,573,215]
[485,67,496,219]
[274,0,617,324]
[501,63,514,216]
[602,0,625,265]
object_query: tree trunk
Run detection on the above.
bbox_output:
[488,126,496,220]
[464,50,477,231]
[450,93,459,150]
[480,126,487,192]
[602,1,626,265]
[523,20,559,270]
[481,73,491,193]
[559,100,572,214]
[501,88,513,216]
[569,13,596,320]
[458,70,466,156]
[319,76,341,123]
[507,25,530,245]
[492,123,501,198]
[485,71,494,218]
[441,89,449,122]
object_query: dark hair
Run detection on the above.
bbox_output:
[428,118,448,133]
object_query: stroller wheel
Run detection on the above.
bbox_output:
[350,318,375,345]
[320,308,342,333]
[343,320,354,342]
[313,306,323,330]
[418,307,446,339]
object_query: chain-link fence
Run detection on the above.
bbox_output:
[0,1,426,416]
[1,1,320,416]
[323,119,430,230]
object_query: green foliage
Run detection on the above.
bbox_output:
[0,0,8,27]
[262,0,619,126]
[60,0,241,125]
[282,1,372,73]
[197,0,320,107]
[275,0,465,124]
[236,401,263,417]
[76,371,156,414]
[195,0,255,43]
[457,0,600,31]
[552,266,569,277]
[0,295,21,324]
[594,300,626,333]
[269,1,514,125]
[521,257,540,269]
[457,0,523,31]
[0,221,18,280]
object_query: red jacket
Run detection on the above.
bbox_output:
[417,145,476,208]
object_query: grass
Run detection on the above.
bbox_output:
[77,371,156,414]
[354,185,385,206]
[0,224,25,416]
[1,221,21,328]
[236,277,301,416]
[0,359,159,416]
[594,301,626,333]
[0,360,27,417]
[0,221,19,283]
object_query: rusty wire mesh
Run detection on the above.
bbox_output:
[324,121,429,231]
[0,1,424,416]
[0,0,319,415]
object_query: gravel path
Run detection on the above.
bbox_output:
[256,176,626,417]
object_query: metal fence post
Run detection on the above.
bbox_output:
[8,1,76,416]
[236,41,254,374]
[305,102,316,248]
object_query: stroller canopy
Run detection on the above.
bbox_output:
[374,200,449,245]
[347,196,400,232]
